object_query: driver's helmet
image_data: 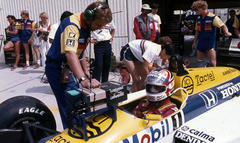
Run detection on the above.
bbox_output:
[145,68,174,102]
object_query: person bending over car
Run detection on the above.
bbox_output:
[120,40,175,93]
[45,2,112,129]
[132,68,178,119]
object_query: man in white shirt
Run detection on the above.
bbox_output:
[91,21,115,82]
[49,11,73,44]
[148,3,161,43]
[120,40,174,93]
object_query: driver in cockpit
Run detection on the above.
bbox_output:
[132,68,178,119]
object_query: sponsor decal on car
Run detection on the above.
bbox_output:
[175,126,215,143]
[119,119,170,143]
[175,130,207,143]
[189,129,215,142]
[199,90,218,109]
[19,107,45,116]
[216,82,240,99]
[182,76,194,94]
[195,71,215,86]
[47,134,71,143]
[118,112,184,143]
[222,68,236,76]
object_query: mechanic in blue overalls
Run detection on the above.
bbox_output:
[45,2,112,129]
[191,0,232,67]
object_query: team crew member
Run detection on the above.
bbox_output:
[233,11,240,38]
[120,40,174,93]
[150,36,172,68]
[3,15,21,71]
[148,3,161,43]
[133,4,156,41]
[191,0,231,67]
[20,10,37,70]
[132,69,177,119]
[45,2,112,129]
[225,10,236,38]
[91,21,115,82]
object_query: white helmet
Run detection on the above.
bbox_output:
[145,68,174,102]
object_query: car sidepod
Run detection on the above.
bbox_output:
[175,75,240,143]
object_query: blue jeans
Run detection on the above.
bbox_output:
[92,41,112,82]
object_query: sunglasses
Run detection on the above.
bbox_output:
[93,3,109,11]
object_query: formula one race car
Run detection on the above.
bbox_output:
[1,55,240,143]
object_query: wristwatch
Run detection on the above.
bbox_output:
[79,76,88,83]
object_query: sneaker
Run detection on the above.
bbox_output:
[34,64,40,69]
[11,65,17,71]
[22,64,29,70]
[189,53,195,57]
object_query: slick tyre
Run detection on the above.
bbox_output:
[0,96,56,142]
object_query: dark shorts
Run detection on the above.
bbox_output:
[21,35,31,43]
[197,41,215,53]
[10,37,20,44]
[120,44,138,62]
[197,47,215,53]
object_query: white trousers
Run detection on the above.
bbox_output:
[40,40,49,67]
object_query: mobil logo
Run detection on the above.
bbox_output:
[119,119,170,143]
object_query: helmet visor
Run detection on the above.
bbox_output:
[144,73,169,85]
[146,84,166,93]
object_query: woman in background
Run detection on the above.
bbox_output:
[32,12,52,68]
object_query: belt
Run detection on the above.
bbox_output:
[96,40,110,45]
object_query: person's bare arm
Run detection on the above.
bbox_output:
[8,29,19,35]
[65,51,100,88]
[31,22,38,32]
[234,28,240,38]
[80,51,90,78]
[192,30,199,50]
[142,59,150,78]
[158,24,161,33]
[65,51,85,79]
[110,29,115,42]
[221,25,232,37]
[148,66,156,72]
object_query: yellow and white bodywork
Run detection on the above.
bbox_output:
[46,66,240,143]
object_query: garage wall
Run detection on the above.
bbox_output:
[0,0,141,63]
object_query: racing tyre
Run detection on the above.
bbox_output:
[0,96,56,143]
